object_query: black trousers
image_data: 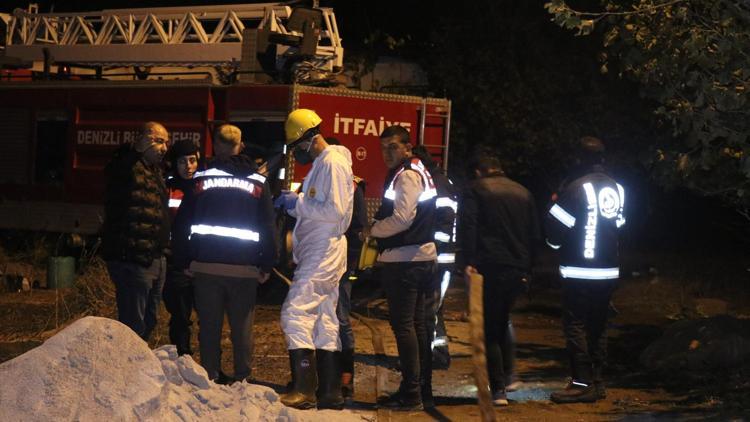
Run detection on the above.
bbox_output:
[561,279,616,383]
[193,272,258,380]
[163,268,194,355]
[382,260,435,395]
[424,266,451,368]
[337,253,359,352]
[481,266,526,393]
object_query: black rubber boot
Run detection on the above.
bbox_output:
[338,348,355,401]
[316,349,345,410]
[281,349,317,409]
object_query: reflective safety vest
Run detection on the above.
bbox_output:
[188,167,270,267]
[545,168,625,280]
[166,177,185,220]
[432,170,458,266]
[374,157,437,252]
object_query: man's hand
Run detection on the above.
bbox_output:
[359,224,372,241]
[183,268,194,277]
[274,190,298,211]
[258,271,270,284]
[464,265,478,290]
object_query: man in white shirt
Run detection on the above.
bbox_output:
[369,125,438,411]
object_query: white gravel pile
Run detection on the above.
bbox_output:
[0,316,369,422]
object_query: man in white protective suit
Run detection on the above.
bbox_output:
[275,109,354,410]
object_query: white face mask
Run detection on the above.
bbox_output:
[293,138,314,165]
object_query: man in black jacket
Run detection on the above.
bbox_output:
[183,124,278,384]
[546,137,626,403]
[102,121,170,340]
[459,147,540,406]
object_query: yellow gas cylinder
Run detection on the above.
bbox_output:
[357,237,379,271]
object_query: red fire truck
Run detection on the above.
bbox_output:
[0,3,451,235]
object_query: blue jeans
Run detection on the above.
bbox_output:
[107,257,166,340]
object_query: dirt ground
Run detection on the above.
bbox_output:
[1,253,749,421]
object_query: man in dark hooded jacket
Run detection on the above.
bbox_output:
[412,146,457,370]
[182,124,278,384]
[102,121,170,340]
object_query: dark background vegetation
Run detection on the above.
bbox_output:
[3,0,748,257]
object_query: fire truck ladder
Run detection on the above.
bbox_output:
[1,3,343,70]
[418,99,452,171]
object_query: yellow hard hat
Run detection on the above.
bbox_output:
[285,108,322,145]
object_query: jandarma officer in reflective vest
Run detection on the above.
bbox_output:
[163,139,201,357]
[369,125,438,411]
[545,136,626,404]
[183,124,278,385]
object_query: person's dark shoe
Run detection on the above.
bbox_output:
[316,349,344,410]
[341,372,354,401]
[594,381,607,400]
[339,348,355,401]
[421,385,435,409]
[550,381,599,403]
[378,390,423,411]
[492,390,509,406]
[431,343,451,370]
[593,366,606,400]
[281,349,317,409]
[213,371,235,386]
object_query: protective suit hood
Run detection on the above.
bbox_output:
[320,144,353,167]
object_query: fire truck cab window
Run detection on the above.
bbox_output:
[233,119,285,193]
[235,120,285,160]
[34,113,68,185]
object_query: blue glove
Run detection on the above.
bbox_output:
[274,190,298,211]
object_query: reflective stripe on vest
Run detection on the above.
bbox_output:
[549,204,576,228]
[194,168,266,183]
[437,252,455,264]
[434,231,451,242]
[615,183,626,228]
[559,265,619,280]
[194,168,232,178]
[190,224,260,242]
[383,159,438,202]
[436,196,458,212]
